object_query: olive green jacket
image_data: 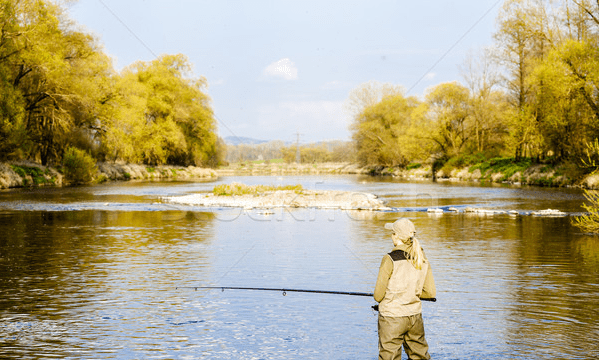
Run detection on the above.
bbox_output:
[374,243,436,317]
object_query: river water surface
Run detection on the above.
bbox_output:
[0,175,597,359]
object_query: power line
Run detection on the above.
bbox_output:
[407,0,504,94]
[97,0,158,58]
[96,0,242,141]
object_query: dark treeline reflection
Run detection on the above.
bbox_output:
[0,210,215,319]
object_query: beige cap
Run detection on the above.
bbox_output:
[384,218,416,240]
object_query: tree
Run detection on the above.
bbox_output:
[494,0,542,159]
[101,54,217,166]
[494,0,598,162]
[461,49,510,155]
[1,0,113,165]
[351,94,423,167]
[0,0,221,169]
[424,82,473,159]
[346,81,405,119]
[0,0,28,159]
[530,38,598,160]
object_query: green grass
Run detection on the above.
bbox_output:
[213,183,303,196]
[469,157,532,181]
[406,163,422,170]
[11,165,52,185]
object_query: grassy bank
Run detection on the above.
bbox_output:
[370,156,599,189]
[216,157,598,189]
[2,157,597,190]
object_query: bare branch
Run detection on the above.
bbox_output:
[572,0,600,24]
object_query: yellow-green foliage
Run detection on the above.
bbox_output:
[102,54,217,167]
[0,1,221,168]
[213,183,303,196]
[351,94,424,167]
[572,189,599,234]
[63,147,97,184]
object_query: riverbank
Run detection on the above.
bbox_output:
[1,160,597,190]
[0,161,217,189]
[393,163,599,189]
[217,161,599,189]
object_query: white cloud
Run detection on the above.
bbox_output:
[262,58,298,81]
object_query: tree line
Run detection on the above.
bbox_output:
[350,0,598,178]
[225,140,354,164]
[0,0,223,167]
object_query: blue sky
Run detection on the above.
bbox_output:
[67,0,503,143]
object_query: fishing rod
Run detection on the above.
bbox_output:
[177,286,436,302]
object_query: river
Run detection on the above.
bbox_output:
[0,175,597,359]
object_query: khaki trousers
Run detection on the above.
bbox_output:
[378,313,430,360]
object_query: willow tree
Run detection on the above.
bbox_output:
[102,54,218,166]
[351,94,424,167]
[424,82,473,159]
[0,0,113,165]
[0,0,27,158]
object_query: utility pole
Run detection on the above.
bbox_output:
[295,131,303,164]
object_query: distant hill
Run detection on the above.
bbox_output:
[224,136,269,145]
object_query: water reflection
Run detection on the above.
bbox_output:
[0,178,597,359]
[0,210,216,359]
[348,213,598,359]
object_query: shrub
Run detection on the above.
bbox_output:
[95,174,108,184]
[63,147,97,184]
[572,189,599,234]
[213,183,303,196]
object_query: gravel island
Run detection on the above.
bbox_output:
[162,190,390,210]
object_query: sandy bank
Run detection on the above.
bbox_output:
[162,190,390,210]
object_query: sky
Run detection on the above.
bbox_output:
[66,0,504,144]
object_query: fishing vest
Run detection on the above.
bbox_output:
[379,250,429,318]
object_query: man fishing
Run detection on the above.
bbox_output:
[374,218,436,360]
